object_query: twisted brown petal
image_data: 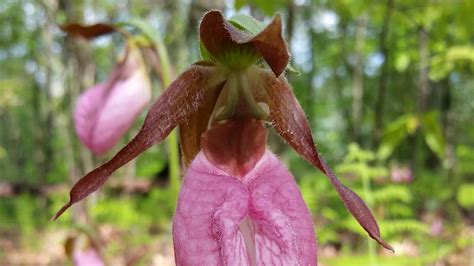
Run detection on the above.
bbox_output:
[52,65,217,220]
[179,81,224,166]
[199,10,289,77]
[61,23,116,39]
[260,70,394,252]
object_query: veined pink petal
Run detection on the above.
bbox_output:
[74,83,107,150]
[91,67,151,154]
[173,150,317,265]
[74,47,151,155]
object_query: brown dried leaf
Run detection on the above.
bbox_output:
[52,65,216,220]
[199,10,289,77]
[261,70,394,252]
[62,23,116,39]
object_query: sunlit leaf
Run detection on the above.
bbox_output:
[377,114,416,160]
[457,183,474,208]
[421,111,445,159]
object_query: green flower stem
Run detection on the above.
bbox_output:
[126,19,181,197]
[214,74,238,121]
[239,71,268,120]
[156,35,181,198]
[167,129,180,196]
[153,28,180,197]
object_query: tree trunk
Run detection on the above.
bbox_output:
[352,13,368,143]
[411,26,431,170]
[373,0,394,147]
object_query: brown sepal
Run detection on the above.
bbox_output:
[260,70,394,252]
[52,65,216,220]
[201,118,267,177]
[199,10,289,77]
[61,23,116,39]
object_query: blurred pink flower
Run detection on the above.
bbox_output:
[390,166,413,183]
[73,248,104,266]
[430,218,444,236]
[74,44,151,155]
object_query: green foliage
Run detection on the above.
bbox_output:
[234,0,288,16]
[457,145,474,175]
[0,0,472,264]
[378,111,445,160]
[136,146,166,178]
[92,197,150,230]
[337,144,431,245]
[371,185,412,204]
[456,183,474,208]
[430,46,474,81]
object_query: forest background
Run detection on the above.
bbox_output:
[0,0,473,265]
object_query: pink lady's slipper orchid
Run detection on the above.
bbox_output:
[54,11,393,264]
[74,44,151,154]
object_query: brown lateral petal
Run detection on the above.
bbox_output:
[62,23,116,39]
[52,65,216,220]
[179,82,224,166]
[200,10,289,77]
[261,70,394,252]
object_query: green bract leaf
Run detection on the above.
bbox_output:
[199,41,214,61]
[229,13,266,35]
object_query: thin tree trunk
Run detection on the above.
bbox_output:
[286,1,295,48]
[411,26,431,170]
[417,27,431,113]
[440,78,455,168]
[337,22,356,139]
[298,5,317,128]
[352,13,368,143]
[373,0,394,147]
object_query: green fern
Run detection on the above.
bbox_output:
[372,185,412,204]
[342,218,430,239]
[379,220,431,238]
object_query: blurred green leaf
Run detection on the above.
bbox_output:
[377,114,417,160]
[234,0,287,16]
[372,185,412,204]
[429,46,474,81]
[395,53,410,72]
[421,111,445,159]
[457,183,474,208]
